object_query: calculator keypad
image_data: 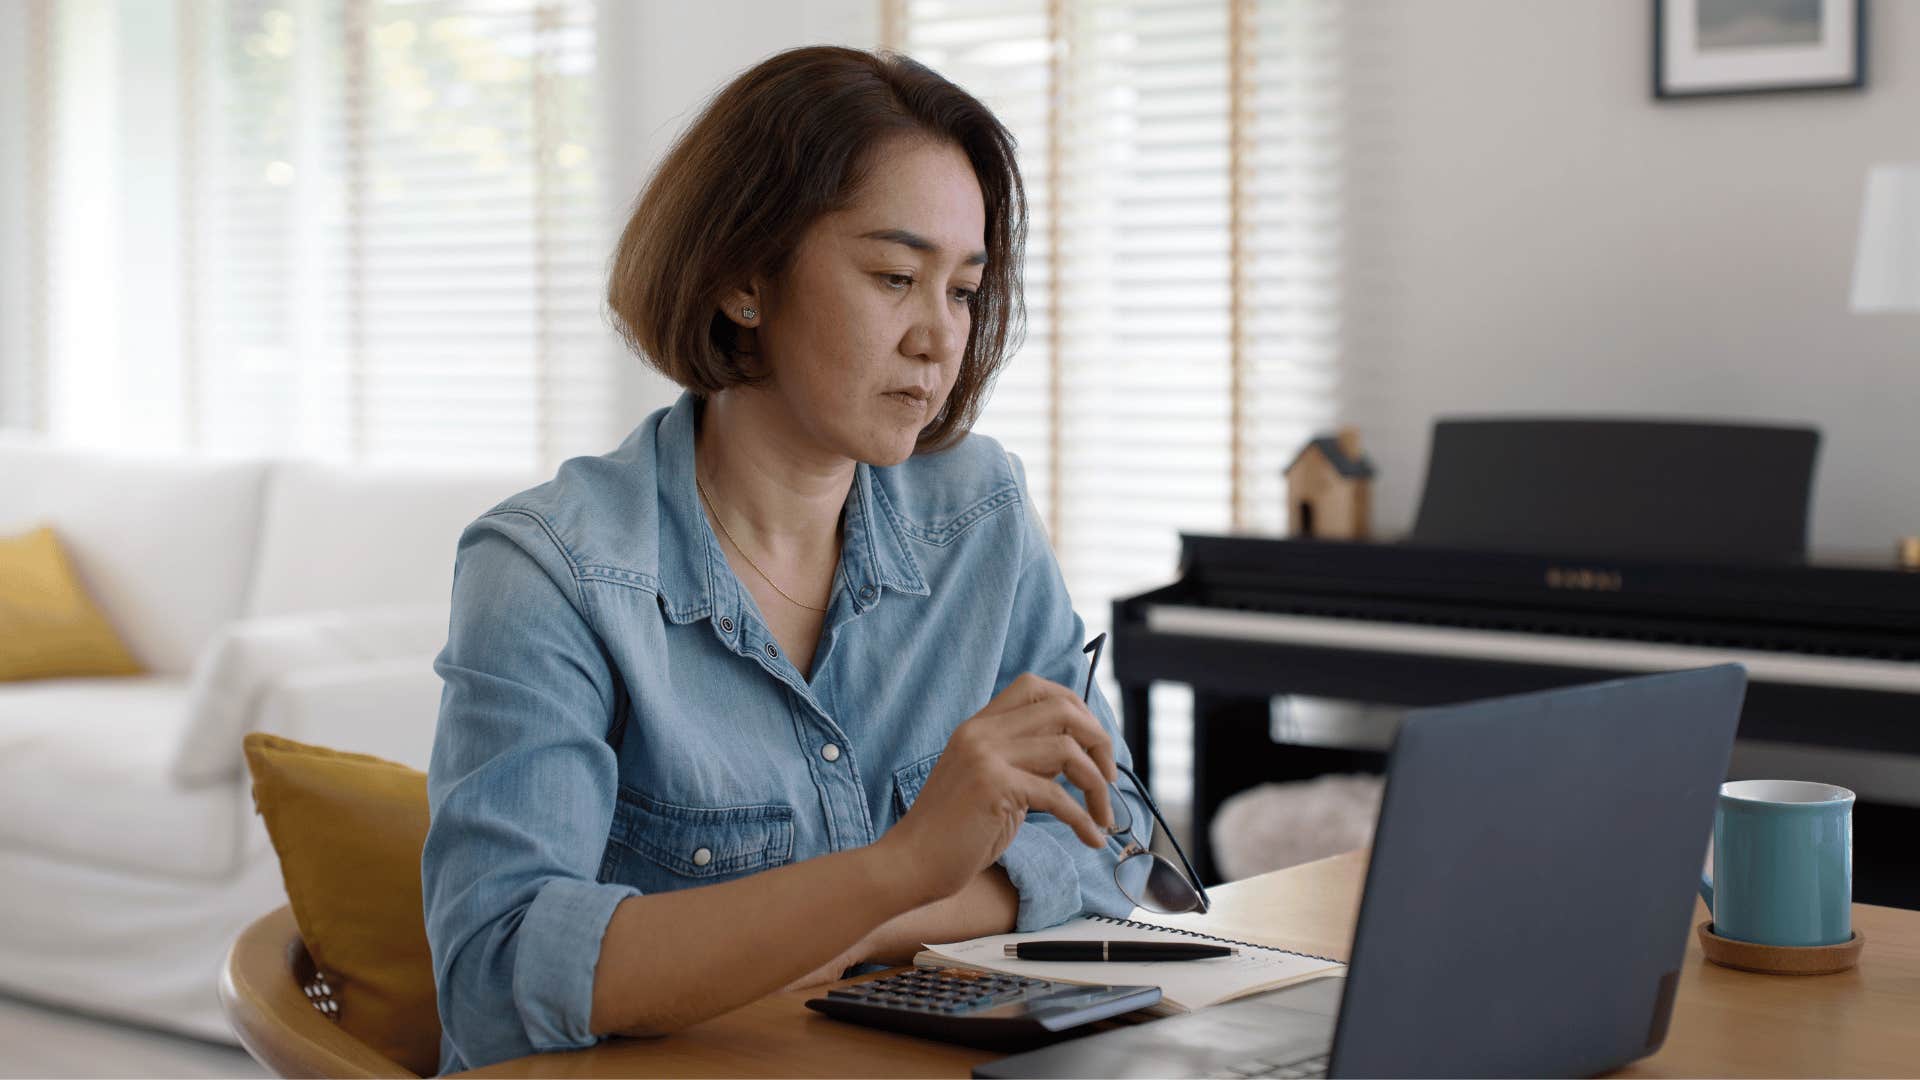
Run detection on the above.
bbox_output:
[826,968,1052,1014]
[807,965,1163,1048]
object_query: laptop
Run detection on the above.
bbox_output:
[976,665,1747,1079]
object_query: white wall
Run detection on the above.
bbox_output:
[599,0,880,423]
[1339,0,1920,559]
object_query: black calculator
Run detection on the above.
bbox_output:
[804,965,1161,1048]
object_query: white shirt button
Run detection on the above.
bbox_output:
[692,847,712,867]
[821,743,841,762]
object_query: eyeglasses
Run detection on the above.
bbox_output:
[1082,635,1211,915]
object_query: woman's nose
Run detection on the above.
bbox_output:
[909,295,965,362]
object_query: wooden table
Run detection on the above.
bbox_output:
[457,850,1920,1078]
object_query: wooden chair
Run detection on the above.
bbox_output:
[219,906,422,1079]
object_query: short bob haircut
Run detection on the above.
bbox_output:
[606,46,1026,454]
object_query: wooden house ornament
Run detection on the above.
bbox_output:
[1285,427,1376,540]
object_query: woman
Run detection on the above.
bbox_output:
[422,45,1147,1073]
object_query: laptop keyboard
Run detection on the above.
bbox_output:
[1213,1051,1330,1078]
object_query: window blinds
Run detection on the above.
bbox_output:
[4,0,609,468]
[893,0,1344,807]
[894,0,1060,521]
[192,0,609,469]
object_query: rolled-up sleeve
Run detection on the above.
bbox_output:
[422,509,639,1071]
[992,455,1151,931]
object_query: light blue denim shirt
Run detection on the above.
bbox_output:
[422,391,1146,1073]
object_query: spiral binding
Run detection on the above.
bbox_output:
[1088,914,1344,967]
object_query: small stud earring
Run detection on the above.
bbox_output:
[741,307,757,321]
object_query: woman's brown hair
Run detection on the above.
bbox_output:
[606,46,1026,454]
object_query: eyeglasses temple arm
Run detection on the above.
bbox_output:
[1081,633,1107,702]
[1113,760,1212,912]
[1087,634,1212,913]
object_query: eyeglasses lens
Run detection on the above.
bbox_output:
[1116,852,1203,914]
[1106,778,1203,914]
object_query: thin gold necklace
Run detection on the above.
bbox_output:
[695,472,832,613]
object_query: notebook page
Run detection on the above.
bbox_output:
[919,915,1343,1013]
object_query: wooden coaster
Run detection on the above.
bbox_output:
[1698,921,1863,975]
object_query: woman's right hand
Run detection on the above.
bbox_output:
[879,673,1119,905]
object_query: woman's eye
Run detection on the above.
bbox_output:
[881,273,976,305]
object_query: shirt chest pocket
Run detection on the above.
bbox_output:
[601,786,795,893]
[891,750,942,819]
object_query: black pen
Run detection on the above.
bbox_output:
[1004,941,1236,962]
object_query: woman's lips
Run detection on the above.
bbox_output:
[884,390,930,411]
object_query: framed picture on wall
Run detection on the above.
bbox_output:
[1654,0,1866,99]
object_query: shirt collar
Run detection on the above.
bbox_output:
[845,460,930,605]
[652,391,927,632]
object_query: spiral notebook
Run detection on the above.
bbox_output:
[916,913,1345,1017]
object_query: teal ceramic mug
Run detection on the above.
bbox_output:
[1698,779,1854,947]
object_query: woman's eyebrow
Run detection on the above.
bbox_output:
[859,227,988,267]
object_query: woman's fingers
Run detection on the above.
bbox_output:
[1001,731,1115,830]
[999,691,1118,783]
[1081,722,1119,786]
[944,671,1129,852]
[1014,770,1110,849]
[987,676,1099,735]
[974,672,1051,716]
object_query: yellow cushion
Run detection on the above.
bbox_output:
[0,525,144,682]
[243,733,441,1076]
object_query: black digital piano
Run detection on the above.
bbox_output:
[1109,419,1920,907]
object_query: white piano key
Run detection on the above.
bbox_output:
[1143,605,1920,695]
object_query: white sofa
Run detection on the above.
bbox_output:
[0,435,533,1043]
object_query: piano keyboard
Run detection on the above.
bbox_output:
[1144,605,1920,695]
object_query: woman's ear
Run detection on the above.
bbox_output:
[720,282,764,329]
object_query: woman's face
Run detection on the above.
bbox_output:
[737,136,986,467]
